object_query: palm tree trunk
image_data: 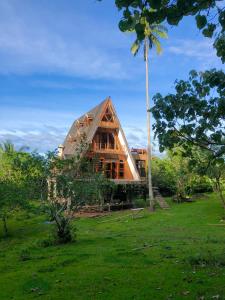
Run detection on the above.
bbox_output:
[145,37,154,211]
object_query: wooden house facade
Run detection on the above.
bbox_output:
[58,98,147,184]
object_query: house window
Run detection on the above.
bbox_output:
[119,160,124,178]
[97,132,115,150]
[100,132,108,149]
[103,161,117,179]
[108,133,115,149]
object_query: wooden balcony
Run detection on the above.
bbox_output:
[92,142,126,155]
[99,121,119,129]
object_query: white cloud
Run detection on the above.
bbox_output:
[0,126,67,152]
[0,105,77,152]
[124,125,160,156]
[168,39,214,58]
[0,1,129,79]
[167,39,222,69]
[0,124,162,155]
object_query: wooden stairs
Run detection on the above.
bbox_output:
[153,188,170,209]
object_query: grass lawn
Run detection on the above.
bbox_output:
[0,193,225,300]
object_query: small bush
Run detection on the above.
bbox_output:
[133,197,147,208]
[39,223,76,247]
[53,222,73,244]
[189,176,213,194]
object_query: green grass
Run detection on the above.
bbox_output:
[0,193,225,300]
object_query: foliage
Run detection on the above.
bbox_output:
[152,157,176,196]
[189,149,225,207]
[47,201,75,244]
[0,141,47,236]
[100,0,225,62]
[152,69,225,159]
[133,197,147,208]
[152,150,213,198]
[129,22,168,56]
[119,7,168,211]
[46,136,114,244]
[152,69,225,206]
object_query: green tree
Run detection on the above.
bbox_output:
[120,13,167,211]
[152,69,225,207]
[188,148,225,207]
[0,142,47,236]
[46,138,114,244]
[152,149,213,199]
[152,157,177,196]
[103,0,225,62]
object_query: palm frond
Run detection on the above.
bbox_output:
[151,24,168,31]
[150,35,162,54]
[131,39,141,56]
[18,145,29,152]
[155,30,168,39]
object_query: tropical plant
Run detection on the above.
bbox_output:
[104,0,225,63]
[46,138,114,244]
[121,18,167,211]
[0,140,28,154]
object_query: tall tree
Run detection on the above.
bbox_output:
[121,18,167,210]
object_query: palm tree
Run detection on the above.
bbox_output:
[0,140,29,154]
[130,24,168,211]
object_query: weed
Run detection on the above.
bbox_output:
[19,248,32,261]
[186,251,225,267]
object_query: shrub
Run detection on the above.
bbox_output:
[53,218,75,244]
[133,197,147,208]
[189,176,213,194]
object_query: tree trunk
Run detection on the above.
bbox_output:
[145,37,154,211]
[216,179,225,210]
[2,216,8,237]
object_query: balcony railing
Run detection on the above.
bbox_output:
[93,142,119,151]
[99,121,119,129]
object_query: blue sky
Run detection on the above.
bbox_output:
[0,0,223,154]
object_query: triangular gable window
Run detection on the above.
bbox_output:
[102,106,114,122]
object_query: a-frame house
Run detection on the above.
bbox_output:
[59,97,142,183]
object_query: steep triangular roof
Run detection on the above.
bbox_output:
[62,97,140,180]
[63,98,108,156]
